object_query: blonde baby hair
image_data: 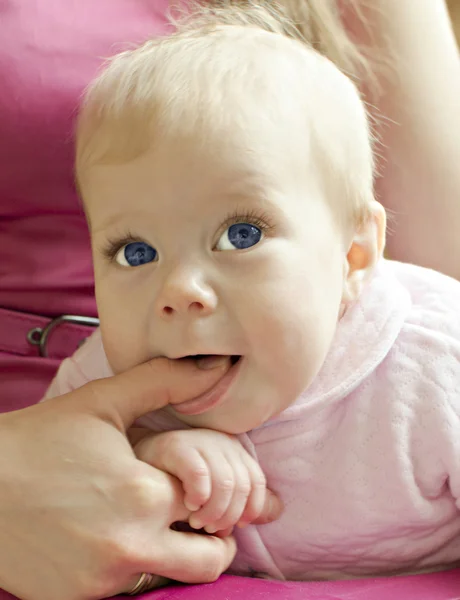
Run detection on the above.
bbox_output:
[76,0,376,228]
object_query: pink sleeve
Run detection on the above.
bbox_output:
[41,329,112,401]
[42,357,90,400]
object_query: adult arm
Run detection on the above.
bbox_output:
[357,0,460,278]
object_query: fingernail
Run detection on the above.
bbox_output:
[197,355,229,370]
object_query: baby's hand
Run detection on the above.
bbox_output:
[133,429,267,534]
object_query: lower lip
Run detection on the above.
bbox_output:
[172,358,242,416]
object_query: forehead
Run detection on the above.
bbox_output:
[81,118,335,244]
[79,108,312,201]
[83,123,305,212]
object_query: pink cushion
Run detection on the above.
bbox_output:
[2,569,460,599]
[0,570,435,600]
[1,558,459,598]
[135,571,460,600]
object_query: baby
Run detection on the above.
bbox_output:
[45,2,460,582]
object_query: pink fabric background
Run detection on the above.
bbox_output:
[1,572,460,600]
[0,0,171,409]
[141,572,460,600]
[1,1,460,598]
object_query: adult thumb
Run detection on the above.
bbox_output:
[73,355,231,431]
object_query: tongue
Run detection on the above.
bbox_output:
[194,355,229,370]
[184,354,240,366]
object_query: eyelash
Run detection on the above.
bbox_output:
[101,232,143,263]
[101,210,275,262]
[218,209,275,238]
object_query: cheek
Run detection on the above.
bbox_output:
[94,269,152,373]
[240,245,344,387]
[254,281,339,367]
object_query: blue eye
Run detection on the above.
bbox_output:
[216,223,262,251]
[115,242,158,267]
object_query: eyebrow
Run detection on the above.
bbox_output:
[89,170,283,234]
[220,177,284,214]
[89,209,154,235]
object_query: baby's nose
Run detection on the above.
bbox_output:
[155,271,218,319]
[162,299,210,316]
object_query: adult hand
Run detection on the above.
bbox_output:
[0,357,280,600]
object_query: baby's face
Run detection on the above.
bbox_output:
[83,121,348,434]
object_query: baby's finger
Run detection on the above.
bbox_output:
[204,457,251,534]
[237,458,267,526]
[214,526,234,538]
[180,448,212,512]
[135,433,211,511]
[189,455,234,530]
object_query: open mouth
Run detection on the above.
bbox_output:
[173,354,243,416]
[183,354,241,366]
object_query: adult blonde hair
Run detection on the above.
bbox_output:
[203,0,374,83]
[76,0,376,227]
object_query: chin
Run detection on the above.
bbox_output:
[184,412,254,435]
[208,411,274,435]
[189,417,250,435]
[180,388,280,435]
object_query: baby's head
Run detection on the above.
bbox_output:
[76,2,385,434]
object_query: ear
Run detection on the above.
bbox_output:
[341,201,386,306]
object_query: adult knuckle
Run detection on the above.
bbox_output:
[117,471,162,516]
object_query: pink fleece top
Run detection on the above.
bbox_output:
[44,259,460,580]
[5,2,460,597]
